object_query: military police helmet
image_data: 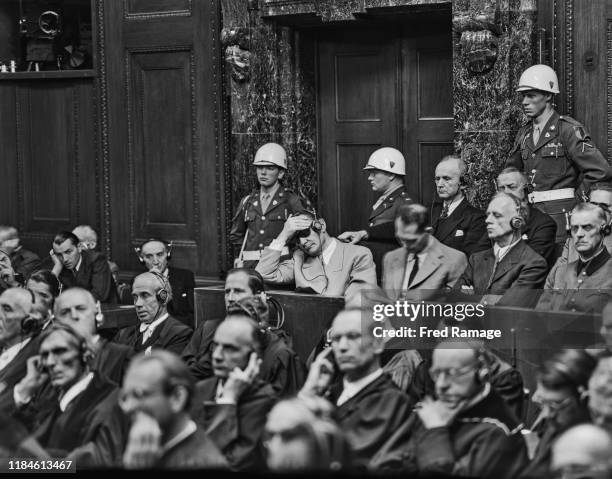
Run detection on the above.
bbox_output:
[516,64,560,94]
[253,143,288,169]
[363,147,406,176]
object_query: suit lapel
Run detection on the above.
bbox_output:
[410,241,442,288]
[491,242,524,283]
[434,201,467,241]
[335,374,387,422]
[368,186,405,222]
[388,248,408,291]
[326,241,344,273]
[299,255,327,293]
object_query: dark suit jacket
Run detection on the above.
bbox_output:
[21,373,127,467]
[93,338,134,385]
[156,425,228,469]
[58,250,118,303]
[431,199,490,257]
[523,206,557,268]
[114,314,192,355]
[457,240,548,307]
[0,334,44,408]
[183,319,305,397]
[10,248,41,281]
[328,373,414,468]
[191,377,277,471]
[166,267,195,328]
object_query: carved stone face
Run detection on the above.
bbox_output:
[461,30,498,74]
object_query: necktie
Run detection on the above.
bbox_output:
[408,255,420,286]
[440,203,450,220]
[261,193,271,212]
[533,126,541,145]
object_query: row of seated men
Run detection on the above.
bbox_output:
[1,268,612,475]
[2,155,611,317]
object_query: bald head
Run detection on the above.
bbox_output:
[0,288,33,314]
[72,225,97,250]
[552,424,612,472]
[54,288,98,337]
[435,156,466,201]
[212,316,261,379]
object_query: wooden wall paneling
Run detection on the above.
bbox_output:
[573,0,607,154]
[104,0,223,276]
[317,28,400,235]
[402,33,453,203]
[0,84,18,225]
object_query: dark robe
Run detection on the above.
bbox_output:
[191,377,277,471]
[155,425,228,469]
[57,250,118,303]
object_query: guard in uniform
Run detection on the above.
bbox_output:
[506,64,612,246]
[338,147,412,281]
[229,142,308,269]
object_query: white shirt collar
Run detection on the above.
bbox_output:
[321,238,337,266]
[139,312,169,334]
[493,237,521,262]
[161,420,197,454]
[74,255,83,272]
[443,196,464,217]
[0,337,32,371]
[59,372,94,412]
[337,368,383,406]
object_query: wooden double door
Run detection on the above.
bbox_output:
[317,25,453,235]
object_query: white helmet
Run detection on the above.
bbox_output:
[253,143,287,169]
[516,64,560,94]
[363,147,406,176]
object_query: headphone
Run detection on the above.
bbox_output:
[474,351,491,384]
[135,238,173,264]
[40,323,95,367]
[21,288,41,336]
[503,193,526,231]
[148,271,171,306]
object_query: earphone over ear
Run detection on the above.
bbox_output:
[134,238,173,264]
[474,350,490,384]
[505,194,526,231]
[148,271,170,305]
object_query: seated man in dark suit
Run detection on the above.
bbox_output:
[537,202,612,313]
[54,288,133,385]
[0,288,50,409]
[456,192,548,306]
[114,272,192,355]
[120,350,228,469]
[430,156,490,257]
[183,268,304,397]
[0,225,41,284]
[11,323,127,466]
[382,203,467,301]
[497,167,557,268]
[50,231,117,303]
[300,308,414,469]
[191,316,277,470]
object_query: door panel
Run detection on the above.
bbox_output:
[318,26,453,235]
[318,29,400,235]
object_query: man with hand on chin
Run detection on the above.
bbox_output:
[537,202,612,313]
[399,341,528,478]
[114,272,191,355]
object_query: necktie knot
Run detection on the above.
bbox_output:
[440,203,450,220]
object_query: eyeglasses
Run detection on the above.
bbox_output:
[429,363,478,381]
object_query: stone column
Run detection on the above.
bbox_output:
[453,0,537,208]
[221,0,317,212]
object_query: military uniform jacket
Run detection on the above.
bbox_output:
[229,186,308,257]
[366,185,413,241]
[536,248,612,313]
[506,111,612,192]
